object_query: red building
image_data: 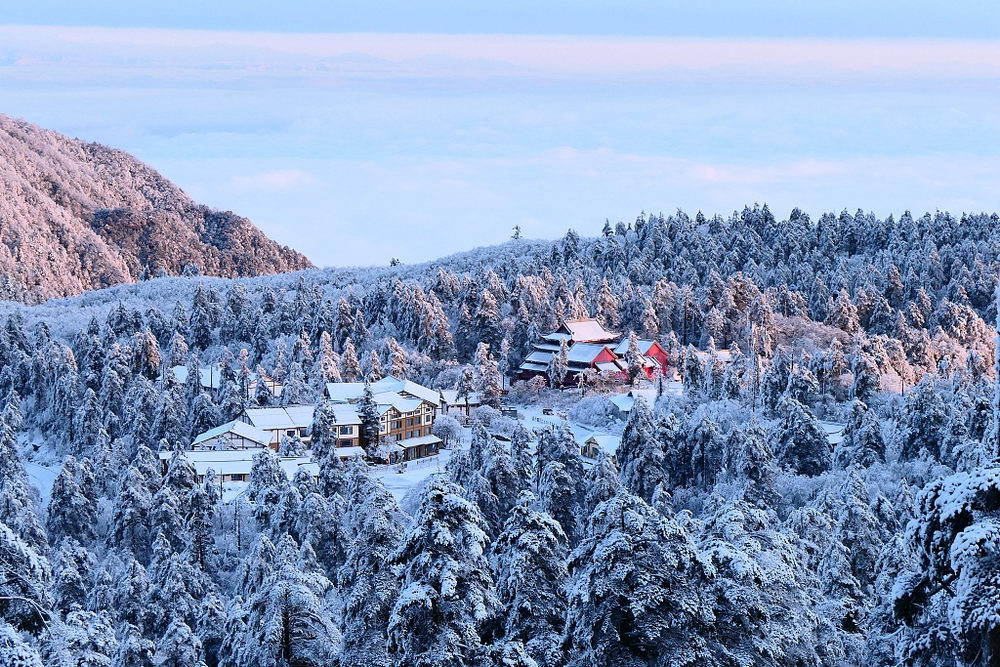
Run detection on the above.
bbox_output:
[518,318,668,384]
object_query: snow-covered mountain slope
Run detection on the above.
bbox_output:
[0,114,311,303]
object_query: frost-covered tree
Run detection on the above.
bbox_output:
[238,534,338,667]
[893,460,1000,665]
[340,337,362,382]
[491,492,568,667]
[388,475,497,667]
[624,331,644,384]
[338,469,406,667]
[46,455,97,546]
[358,382,383,455]
[699,496,833,665]
[474,342,503,409]
[0,619,43,666]
[547,338,568,388]
[775,395,832,476]
[0,519,51,632]
[386,336,408,378]
[564,489,713,666]
[615,397,665,501]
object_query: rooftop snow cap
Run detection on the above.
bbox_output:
[556,318,619,343]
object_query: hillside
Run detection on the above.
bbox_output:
[0,114,311,302]
[5,207,1000,666]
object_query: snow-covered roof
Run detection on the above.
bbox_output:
[396,434,443,449]
[169,365,226,390]
[609,394,635,412]
[243,405,315,431]
[326,376,439,409]
[159,449,262,463]
[595,361,624,372]
[693,349,733,363]
[611,338,658,356]
[333,446,366,458]
[610,388,658,413]
[374,392,424,415]
[583,434,622,456]
[370,376,441,406]
[278,459,320,479]
[326,382,366,402]
[192,420,270,447]
[328,404,362,425]
[567,343,612,364]
[559,319,618,343]
[439,390,482,406]
[540,332,572,343]
[158,449,328,480]
[519,362,548,372]
[525,350,553,364]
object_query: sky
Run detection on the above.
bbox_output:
[1,4,999,267]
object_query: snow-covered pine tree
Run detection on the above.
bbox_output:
[388,475,497,667]
[615,397,665,501]
[474,342,503,409]
[239,533,337,667]
[386,336,408,378]
[46,455,97,546]
[358,382,382,456]
[893,458,1000,665]
[338,469,406,667]
[155,617,206,667]
[340,337,362,382]
[774,395,832,476]
[547,338,568,389]
[564,488,713,666]
[490,492,568,667]
[365,349,384,382]
[624,331,644,384]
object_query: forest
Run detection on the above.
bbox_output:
[2,204,1000,666]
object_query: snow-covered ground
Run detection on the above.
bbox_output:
[371,449,453,500]
[24,461,58,507]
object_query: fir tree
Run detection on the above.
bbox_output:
[240,534,337,667]
[358,382,383,455]
[46,455,97,546]
[564,489,713,667]
[490,492,569,667]
[547,338,568,389]
[338,469,406,667]
[474,342,503,409]
[775,396,832,476]
[341,337,362,382]
[388,475,497,667]
[615,397,665,502]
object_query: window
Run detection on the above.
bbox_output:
[230,474,245,482]
[340,426,352,435]
[286,430,295,437]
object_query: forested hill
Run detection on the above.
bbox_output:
[0,115,311,303]
[5,205,1000,665]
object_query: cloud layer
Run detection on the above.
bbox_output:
[2,26,998,266]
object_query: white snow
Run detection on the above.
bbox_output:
[24,461,59,507]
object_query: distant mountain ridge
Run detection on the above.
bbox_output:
[0,114,312,302]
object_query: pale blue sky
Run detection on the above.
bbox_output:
[1,4,998,266]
